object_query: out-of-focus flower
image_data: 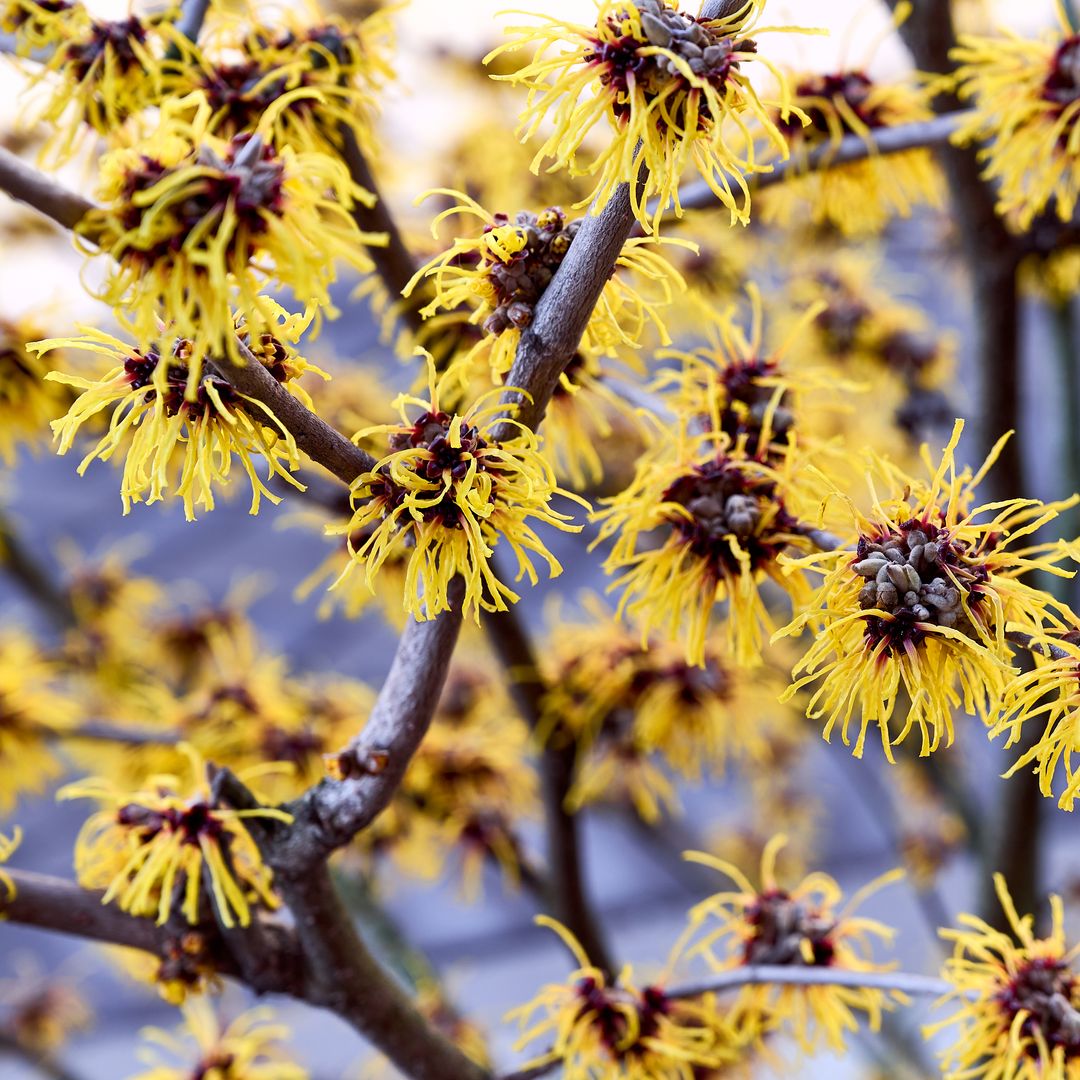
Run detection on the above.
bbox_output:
[760,71,943,236]
[113,932,222,1006]
[953,13,1080,229]
[330,355,586,622]
[177,0,394,157]
[777,420,1077,761]
[593,418,821,668]
[0,826,21,901]
[130,999,307,1080]
[890,761,966,887]
[0,315,79,464]
[487,0,812,232]
[0,635,75,815]
[0,967,93,1054]
[4,1,181,163]
[404,193,689,382]
[927,873,1080,1079]
[508,916,737,1079]
[37,309,325,520]
[61,745,291,928]
[681,835,904,1055]
[81,91,382,374]
[539,597,804,822]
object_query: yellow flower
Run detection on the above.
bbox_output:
[174,0,393,158]
[130,999,307,1080]
[0,314,79,463]
[592,420,820,668]
[680,835,905,1056]
[0,826,22,902]
[539,597,804,822]
[404,191,688,382]
[10,4,182,164]
[777,420,1077,762]
[60,745,291,929]
[36,310,325,520]
[927,873,1080,1079]
[953,11,1080,229]
[990,632,1080,811]
[330,355,587,622]
[654,284,843,463]
[507,916,737,1079]
[759,71,944,236]
[0,634,75,815]
[487,0,814,232]
[81,90,383,374]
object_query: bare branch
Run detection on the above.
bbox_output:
[270,578,466,868]
[209,349,376,484]
[484,597,615,978]
[672,112,969,216]
[0,147,93,231]
[0,510,76,628]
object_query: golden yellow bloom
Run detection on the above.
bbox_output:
[508,916,736,1079]
[680,835,904,1055]
[61,745,291,928]
[0,634,75,815]
[9,3,181,164]
[404,192,688,382]
[131,999,307,1080]
[330,356,587,622]
[539,598,804,822]
[991,632,1080,811]
[81,90,383,373]
[592,419,820,668]
[777,420,1077,762]
[655,285,843,463]
[927,873,1080,1079]
[0,314,78,463]
[759,71,943,236]
[176,0,394,158]
[36,310,325,520]
[953,11,1080,229]
[488,0,812,232]
[0,826,21,902]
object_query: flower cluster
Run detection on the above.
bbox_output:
[928,874,1080,1079]
[61,746,290,928]
[509,916,736,1079]
[538,599,803,822]
[778,421,1077,761]
[488,0,810,231]
[331,357,586,622]
[680,836,904,1056]
[405,191,688,382]
[760,69,943,235]
[37,310,325,520]
[953,11,1080,229]
[82,91,382,375]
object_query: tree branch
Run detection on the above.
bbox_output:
[0,147,92,231]
[671,111,969,216]
[0,510,76,629]
[497,966,959,1080]
[269,578,466,869]
[483,596,615,978]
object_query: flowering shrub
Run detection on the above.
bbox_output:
[0,1,1079,1078]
